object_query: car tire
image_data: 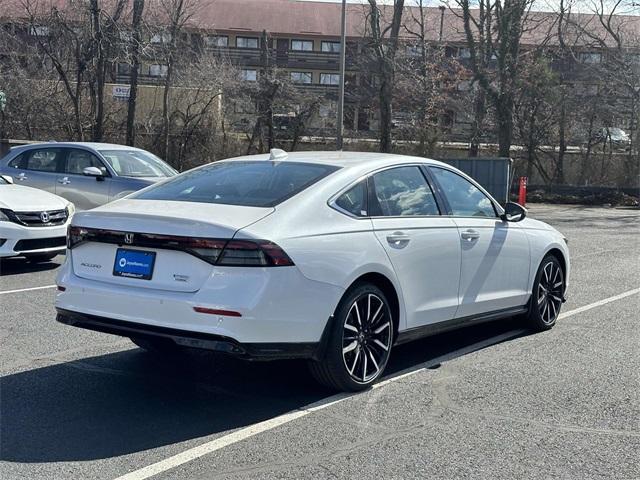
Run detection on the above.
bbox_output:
[130,336,185,355]
[526,255,565,331]
[309,283,394,392]
[26,253,58,263]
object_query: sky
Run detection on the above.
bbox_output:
[299,0,640,15]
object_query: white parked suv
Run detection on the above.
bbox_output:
[0,175,74,262]
[55,151,569,391]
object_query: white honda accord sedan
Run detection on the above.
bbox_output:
[1,174,74,261]
[55,150,569,391]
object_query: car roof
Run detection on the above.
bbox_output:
[11,142,146,152]
[224,151,450,172]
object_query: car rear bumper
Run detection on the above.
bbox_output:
[55,253,344,344]
[56,308,321,360]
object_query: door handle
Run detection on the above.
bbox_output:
[17,173,27,181]
[58,177,71,185]
[386,232,410,246]
[461,229,480,241]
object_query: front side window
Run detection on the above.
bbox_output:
[99,150,176,178]
[291,72,312,84]
[335,181,367,217]
[237,37,258,49]
[134,161,338,207]
[430,167,496,217]
[291,39,313,51]
[321,41,340,53]
[65,149,107,175]
[370,166,439,217]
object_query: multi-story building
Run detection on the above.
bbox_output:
[2,0,639,142]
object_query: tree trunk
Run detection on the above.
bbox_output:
[496,99,513,158]
[378,79,393,153]
[556,100,566,185]
[126,0,144,146]
[90,0,105,141]
[469,89,486,157]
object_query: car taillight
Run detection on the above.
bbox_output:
[217,240,294,267]
[66,226,294,267]
[67,225,87,249]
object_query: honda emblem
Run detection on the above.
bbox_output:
[40,211,50,223]
[124,233,134,245]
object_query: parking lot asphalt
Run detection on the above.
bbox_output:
[1,204,638,480]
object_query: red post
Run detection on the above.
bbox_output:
[518,176,528,206]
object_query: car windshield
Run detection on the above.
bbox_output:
[99,150,177,178]
[133,161,339,207]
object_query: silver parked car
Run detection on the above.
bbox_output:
[0,142,177,210]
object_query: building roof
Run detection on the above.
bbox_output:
[3,0,639,48]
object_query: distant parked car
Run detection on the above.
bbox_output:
[0,174,74,262]
[591,127,631,151]
[0,142,177,210]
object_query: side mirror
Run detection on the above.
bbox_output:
[83,166,104,179]
[501,202,527,222]
[1,175,14,184]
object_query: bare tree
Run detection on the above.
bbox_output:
[365,0,405,153]
[399,0,463,157]
[452,0,534,157]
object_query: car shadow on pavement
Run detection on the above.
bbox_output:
[0,257,62,276]
[0,318,530,463]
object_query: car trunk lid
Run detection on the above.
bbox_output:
[70,199,274,292]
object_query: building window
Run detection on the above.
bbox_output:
[117,63,132,75]
[240,69,257,82]
[291,72,312,84]
[150,32,171,44]
[321,41,341,53]
[291,39,314,51]
[320,73,340,85]
[457,47,471,59]
[579,52,602,64]
[149,64,168,77]
[205,35,228,47]
[29,26,49,37]
[237,37,259,49]
[456,80,473,92]
[575,83,599,96]
[406,45,422,57]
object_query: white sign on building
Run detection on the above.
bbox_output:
[112,85,131,100]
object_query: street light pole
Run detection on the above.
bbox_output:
[336,0,347,150]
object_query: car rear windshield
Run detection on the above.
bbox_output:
[99,150,177,178]
[133,161,339,207]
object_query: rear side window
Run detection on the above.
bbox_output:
[135,161,339,207]
[430,167,496,217]
[11,148,64,172]
[370,166,440,216]
[334,181,367,217]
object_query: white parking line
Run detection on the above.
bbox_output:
[0,284,56,295]
[558,287,640,320]
[113,287,640,480]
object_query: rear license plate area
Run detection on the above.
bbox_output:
[113,248,156,280]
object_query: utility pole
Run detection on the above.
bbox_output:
[336,0,347,150]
